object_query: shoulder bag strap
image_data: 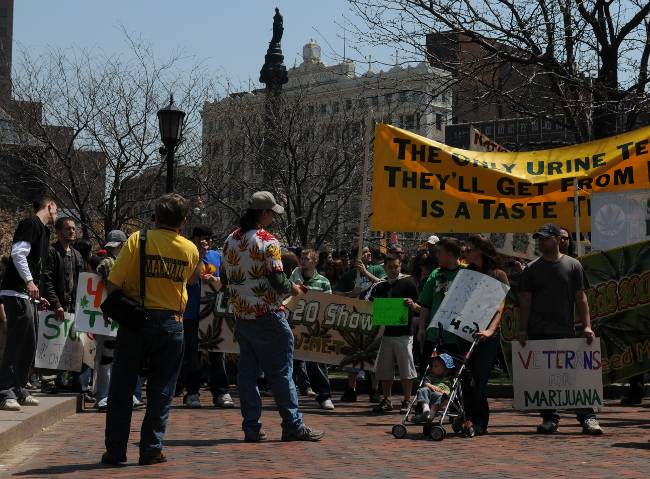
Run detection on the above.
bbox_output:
[139,228,147,304]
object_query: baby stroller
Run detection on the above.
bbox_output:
[391,334,479,441]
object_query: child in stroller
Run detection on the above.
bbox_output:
[414,353,455,423]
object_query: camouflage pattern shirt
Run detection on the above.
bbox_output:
[222,228,285,319]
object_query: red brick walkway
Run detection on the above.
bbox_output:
[1,394,648,478]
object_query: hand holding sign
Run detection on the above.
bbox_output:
[430,269,509,342]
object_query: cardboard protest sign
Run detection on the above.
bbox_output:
[484,233,537,260]
[198,283,383,368]
[35,311,83,372]
[372,298,408,326]
[512,338,604,410]
[371,123,650,233]
[74,272,118,336]
[499,239,650,384]
[430,269,510,342]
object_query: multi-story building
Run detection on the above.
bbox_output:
[202,40,452,245]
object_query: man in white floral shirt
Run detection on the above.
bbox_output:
[222,191,324,443]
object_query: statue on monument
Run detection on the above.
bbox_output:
[271,7,283,44]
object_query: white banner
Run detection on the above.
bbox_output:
[74,272,118,336]
[512,338,604,410]
[429,269,510,342]
[35,311,83,372]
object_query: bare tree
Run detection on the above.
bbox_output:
[348,0,650,141]
[9,34,214,241]
[201,85,367,249]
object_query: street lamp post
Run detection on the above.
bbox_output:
[157,95,186,193]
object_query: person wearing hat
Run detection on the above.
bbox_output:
[221,191,324,442]
[518,223,602,435]
[94,229,145,411]
[425,235,440,270]
[414,353,455,422]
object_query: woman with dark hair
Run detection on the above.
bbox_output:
[463,234,509,435]
[316,251,331,274]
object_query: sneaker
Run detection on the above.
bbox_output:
[184,394,201,408]
[21,395,40,406]
[582,418,604,435]
[340,388,357,402]
[536,420,559,434]
[302,387,316,397]
[369,389,382,403]
[214,393,235,408]
[132,397,145,410]
[0,398,21,411]
[244,429,268,442]
[95,397,108,411]
[281,426,325,442]
[138,451,167,466]
[399,400,411,414]
[319,399,335,410]
[372,398,393,413]
[101,451,127,466]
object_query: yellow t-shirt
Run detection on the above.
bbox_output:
[108,228,199,313]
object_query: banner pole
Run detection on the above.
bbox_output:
[356,109,374,289]
[574,178,582,257]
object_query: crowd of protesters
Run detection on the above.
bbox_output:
[0,190,646,467]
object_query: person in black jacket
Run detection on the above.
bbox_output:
[41,217,85,394]
[42,217,83,319]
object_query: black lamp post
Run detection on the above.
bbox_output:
[157,95,186,193]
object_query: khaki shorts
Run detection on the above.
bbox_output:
[374,335,417,381]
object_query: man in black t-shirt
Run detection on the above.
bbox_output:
[0,195,57,411]
[518,223,603,435]
[370,256,419,414]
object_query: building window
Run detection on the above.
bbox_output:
[519,122,526,133]
[543,119,552,130]
[485,126,492,136]
[371,96,379,107]
[435,113,443,131]
[507,123,515,134]
[398,115,404,127]
[345,99,352,110]
[384,93,392,104]
[399,91,408,102]
[320,104,327,114]
[530,119,538,131]
[497,123,505,135]
[406,114,415,129]
[332,101,340,113]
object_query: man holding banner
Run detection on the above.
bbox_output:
[517,223,603,435]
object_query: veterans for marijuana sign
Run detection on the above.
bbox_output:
[512,338,604,410]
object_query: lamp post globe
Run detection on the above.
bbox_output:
[157,94,186,193]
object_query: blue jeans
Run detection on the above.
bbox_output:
[416,386,445,406]
[105,310,184,460]
[209,351,230,396]
[235,311,303,434]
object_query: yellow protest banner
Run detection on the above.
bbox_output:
[371,124,650,233]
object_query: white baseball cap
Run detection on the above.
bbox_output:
[427,235,440,245]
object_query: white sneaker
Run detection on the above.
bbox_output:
[21,395,40,406]
[185,394,201,408]
[319,399,335,410]
[0,398,21,411]
[214,393,234,408]
[95,397,108,410]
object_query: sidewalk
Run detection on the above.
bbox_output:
[1,394,648,478]
[0,393,80,453]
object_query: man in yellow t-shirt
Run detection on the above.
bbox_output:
[101,193,199,467]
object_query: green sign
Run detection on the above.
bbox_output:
[372,298,409,326]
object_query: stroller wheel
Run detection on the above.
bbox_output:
[392,424,407,439]
[430,425,446,441]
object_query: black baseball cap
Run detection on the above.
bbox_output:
[533,223,562,239]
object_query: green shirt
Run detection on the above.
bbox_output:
[417,265,465,343]
[423,373,451,395]
[290,268,332,293]
[334,264,386,293]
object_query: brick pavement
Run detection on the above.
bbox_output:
[0,394,648,479]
